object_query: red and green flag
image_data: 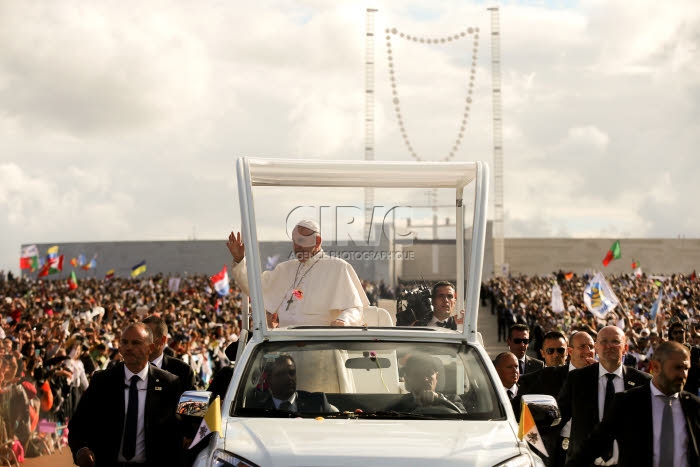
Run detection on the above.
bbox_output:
[602,240,621,267]
[68,271,78,290]
[19,245,39,271]
[37,262,50,277]
[48,255,64,274]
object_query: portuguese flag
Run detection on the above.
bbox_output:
[68,271,78,290]
[602,240,621,267]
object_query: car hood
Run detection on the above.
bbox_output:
[217,418,524,466]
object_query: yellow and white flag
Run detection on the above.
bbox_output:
[518,401,548,457]
[188,396,222,449]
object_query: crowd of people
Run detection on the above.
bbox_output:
[0,264,698,465]
[488,271,700,467]
[0,269,247,463]
[485,271,700,373]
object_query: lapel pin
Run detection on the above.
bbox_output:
[628,381,635,386]
[155,386,162,391]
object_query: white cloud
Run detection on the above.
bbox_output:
[1,0,699,273]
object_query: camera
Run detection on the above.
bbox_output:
[396,285,434,326]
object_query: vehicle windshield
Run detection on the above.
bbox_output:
[232,340,504,420]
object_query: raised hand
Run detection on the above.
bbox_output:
[227,231,245,263]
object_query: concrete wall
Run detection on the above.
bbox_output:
[23,234,699,284]
[503,237,700,276]
[23,238,394,283]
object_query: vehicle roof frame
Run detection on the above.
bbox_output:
[235,157,489,343]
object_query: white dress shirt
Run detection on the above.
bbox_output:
[650,382,688,467]
[119,365,149,463]
[151,353,165,369]
[272,392,298,411]
[594,364,624,466]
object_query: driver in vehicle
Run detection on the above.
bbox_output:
[248,354,337,413]
[391,353,465,413]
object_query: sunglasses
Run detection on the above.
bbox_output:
[545,347,566,355]
[512,338,529,345]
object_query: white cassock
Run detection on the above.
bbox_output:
[231,250,369,327]
[232,250,371,393]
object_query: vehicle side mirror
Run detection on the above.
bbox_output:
[521,394,561,428]
[177,390,214,418]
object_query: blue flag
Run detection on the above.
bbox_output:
[649,287,663,320]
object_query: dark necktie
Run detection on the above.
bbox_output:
[507,389,514,400]
[436,321,448,328]
[123,375,139,461]
[658,395,674,467]
[519,360,525,375]
[601,373,616,461]
[278,400,293,412]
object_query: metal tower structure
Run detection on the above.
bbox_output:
[364,8,377,240]
[488,7,505,276]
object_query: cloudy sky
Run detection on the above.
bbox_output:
[1,0,699,273]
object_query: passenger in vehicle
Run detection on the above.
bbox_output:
[247,355,337,413]
[391,353,465,413]
[227,218,369,327]
[427,281,462,330]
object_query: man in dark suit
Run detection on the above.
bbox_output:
[248,354,336,413]
[508,324,544,375]
[519,330,596,467]
[426,281,460,330]
[391,353,465,414]
[143,315,197,393]
[538,331,569,368]
[494,352,520,418]
[567,340,700,467]
[558,325,651,466]
[68,323,183,467]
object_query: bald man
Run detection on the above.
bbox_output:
[558,326,651,466]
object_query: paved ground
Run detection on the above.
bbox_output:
[21,446,73,467]
[478,300,506,359]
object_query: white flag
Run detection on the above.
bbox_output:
[519,402,548,457]
[583,272,619,319]
[21,245,39,258]
[551,283,565,313]
[188,396,222,449]
[168,277,181,292]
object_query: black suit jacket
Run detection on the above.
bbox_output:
[524,355,545,374]
[249,390,335,413]
[566,385,700,467]
[519,365,570,466]
[68,362,182,467]
[161,354,197,392]
[557,362,651,463]
[519,365,569,398]
[432,316,458,330]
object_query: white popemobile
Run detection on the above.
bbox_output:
[180,158,553,467]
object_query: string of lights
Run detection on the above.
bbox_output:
[385,26,479,162]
